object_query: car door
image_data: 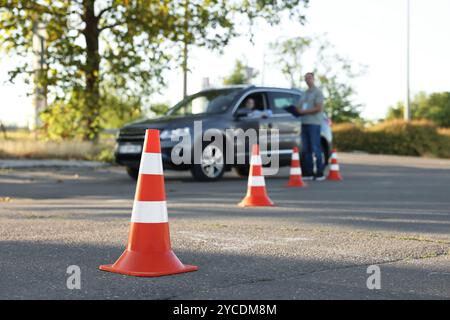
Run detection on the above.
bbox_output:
[232,91,271,163]
[266,90,302,161]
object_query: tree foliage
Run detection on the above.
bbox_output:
[271,36,365,123]
[176,0,308,52]
[0,0,309,140]
[317,75,362,123]
[269,37,311,88]
[177,0,308,89]
[386,92,450,127]
[149,102,170,116]
[39,88,142,140]
[1,0,174,140]
[223,60,258,85]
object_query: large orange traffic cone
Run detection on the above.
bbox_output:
[99,129,198,277]
[327,149,343,181]
[238,144,274,207]
[286,147,305,188]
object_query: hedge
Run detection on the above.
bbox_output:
[333,120,450,158]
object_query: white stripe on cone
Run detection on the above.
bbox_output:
[139,153,163,175]
[248,176,265,187]
[331,153,338,160]
[131,201,168,223]
[250,155,262,165]
[292,153,299,160]
[330,164,340,171]
[290,167,302,175]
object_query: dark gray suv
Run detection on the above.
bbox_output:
[116,85,333,181]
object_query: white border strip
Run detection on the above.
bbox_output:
[250,155,262,165]
[330,164,340,171]
[248,176,265,187]
[139,153,163,175]
[131,201,168,223]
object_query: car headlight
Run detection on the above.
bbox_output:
[160,127,190,140]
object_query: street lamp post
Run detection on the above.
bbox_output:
[182,0,190,98]
[405,0,411,121]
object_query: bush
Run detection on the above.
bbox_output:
[40,89,142,141]
[437,129,450,158]
[333,120,450,158]
[40,98,88,141]
[332,123,365,151]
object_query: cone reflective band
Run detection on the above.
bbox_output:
[286,147,305,188]
[99,129,198,277]
[327,149,343,181]
[238,144,274,207]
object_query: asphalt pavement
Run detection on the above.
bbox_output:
[0,153,449,299]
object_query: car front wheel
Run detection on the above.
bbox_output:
[190,144,226,182]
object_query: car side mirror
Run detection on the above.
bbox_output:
[234,108,251,119]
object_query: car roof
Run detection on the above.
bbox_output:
[197,85,252,92]
[198,85,302,94]
[252,86,302,92]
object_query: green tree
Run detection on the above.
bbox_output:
[386,101,404,120]
[386,92,450,127]
[149,102,170,116]
[39,88,142,139]
[177,0,309,96]
[223,60,258,85]
[0,0,175,140]
[0,0,309,140]
[271,36,364,123]
[270,37,311,88]
[99,91,142,130]
[318,75,362,123]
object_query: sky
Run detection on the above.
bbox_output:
[1,0,450,127]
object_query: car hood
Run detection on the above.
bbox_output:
[121,114,214,132]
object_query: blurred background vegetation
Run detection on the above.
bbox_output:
[0,1,449,161]
[386,92,450,127]
[333,120,450,159]
[0,0,308,141]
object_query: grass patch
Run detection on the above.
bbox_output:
[0,130,115,162]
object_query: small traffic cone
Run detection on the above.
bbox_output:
[327,149,343,181]
[238,144,274,207]
[99,129,198,277]
[286,147,305,188]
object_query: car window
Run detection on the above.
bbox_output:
[268,92,301,114]
[168,89,241,116]
[237,92,268,112]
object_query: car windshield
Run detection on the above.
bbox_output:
[167,89,241,116]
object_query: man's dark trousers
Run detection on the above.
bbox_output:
[301,124,324,177]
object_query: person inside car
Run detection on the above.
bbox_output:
[242,98,273,118]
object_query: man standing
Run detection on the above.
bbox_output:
[296,72,325,181]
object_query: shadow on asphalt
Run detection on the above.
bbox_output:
[0,240,447,300]
[1,163,450,235]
